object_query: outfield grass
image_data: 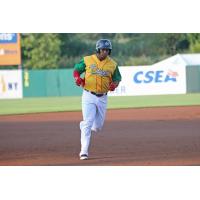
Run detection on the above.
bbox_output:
[0,93,200,115]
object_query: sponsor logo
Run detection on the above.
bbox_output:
[110,85,126,94]
[0,76,6,93]
[0,33,17,43]
[0,49,5,55]
[0,75,19,94]
[133,69,178,84]
[0,48,18,56]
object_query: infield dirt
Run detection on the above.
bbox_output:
[0,106,200,166]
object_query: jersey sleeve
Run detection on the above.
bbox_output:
[112,65,122,82]
[74,58,86,74]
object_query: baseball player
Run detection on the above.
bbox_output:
[73,39,122,160]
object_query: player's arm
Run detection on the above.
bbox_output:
[73,58,86,87]
[109,65,122,91]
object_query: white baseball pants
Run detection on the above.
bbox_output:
[79,90,108,156]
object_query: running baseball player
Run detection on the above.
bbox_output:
[73,39,122,160]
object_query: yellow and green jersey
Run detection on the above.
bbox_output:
[74,54,121,93]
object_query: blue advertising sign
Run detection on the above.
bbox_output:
[0,33,17,44]
[133,70,177,84]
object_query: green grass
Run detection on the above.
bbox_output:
[0,93,200,115]
[108,93,200,109]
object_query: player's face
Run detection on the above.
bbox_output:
[99,48,109,60]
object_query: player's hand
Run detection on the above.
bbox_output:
[109,82,118,91]
[73,70,85,87]
[75,77,84,86]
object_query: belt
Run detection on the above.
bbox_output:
[85,89,107,97]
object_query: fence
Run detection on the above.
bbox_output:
[1,66,200,99]
[186,66,200,93]
[23,69,82,97]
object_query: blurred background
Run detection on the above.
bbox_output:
[19,33,200,69]
[1,33,200,114]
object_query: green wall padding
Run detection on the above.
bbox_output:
[23,69,83,97]
[186,65,200,93]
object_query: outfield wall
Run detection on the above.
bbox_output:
[23,69,82,97]
[0,70,23,99]
[186,65,200,93]
[0,66,200,99]
[109,65,186,96]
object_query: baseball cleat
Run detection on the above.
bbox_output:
[80,154,88,160]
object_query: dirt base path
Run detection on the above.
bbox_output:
[0,106,200,166]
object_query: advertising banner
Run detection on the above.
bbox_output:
[0,70,23,99]
[0,33,21,66]
[109,65,186,96]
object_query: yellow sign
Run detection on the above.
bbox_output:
[0,33,21,66]
[24,70,30,87]
[0,75,6,93]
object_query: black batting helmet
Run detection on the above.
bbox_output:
[96,39,112,55]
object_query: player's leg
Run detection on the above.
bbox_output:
[91,95,108,133]
[79,90,97,157]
